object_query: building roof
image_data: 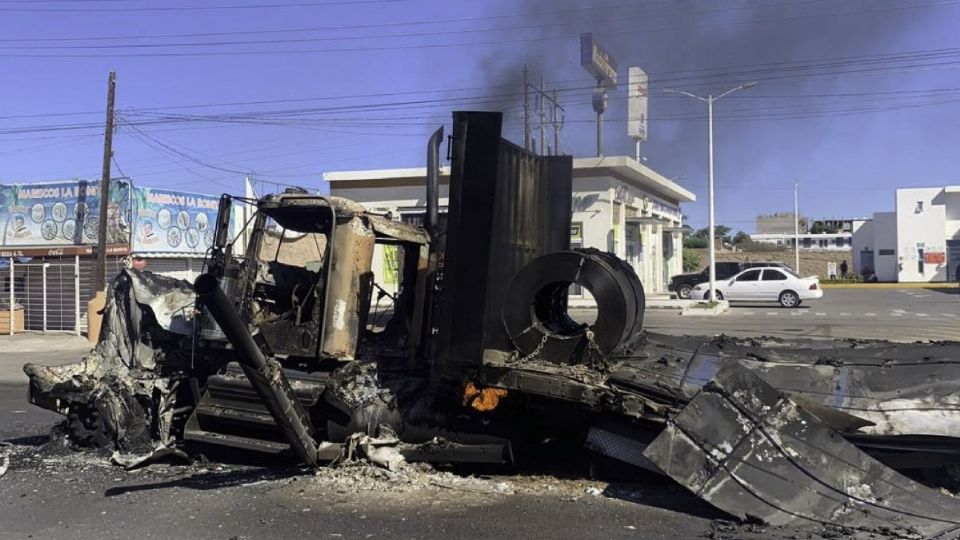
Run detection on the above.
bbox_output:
[571,156,695,203]
[324,156,696,204]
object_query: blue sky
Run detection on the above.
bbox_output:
[1,0,959,233]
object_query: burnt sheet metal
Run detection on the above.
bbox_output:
[321,213,375,360]
[23,269,195,451]
[643,365,960,537]
[617,333,960,439]
[438,111,573,375]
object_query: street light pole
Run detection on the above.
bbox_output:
[664,81,757,303]
[794,181,801,273]
[706,95,716,302]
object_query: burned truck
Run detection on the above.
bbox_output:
[24,112,960,537]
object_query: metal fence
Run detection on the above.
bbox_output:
[3,257,81,335]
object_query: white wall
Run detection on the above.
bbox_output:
[943,192,960,240]
[571,176,613,255]
[333,184,450,210]
[895,188,947,282]
[852,219,874,275]
[873,212,898,282]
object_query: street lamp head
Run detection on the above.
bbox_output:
[741,81,759,90]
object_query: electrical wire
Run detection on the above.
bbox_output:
[1,1,956,57]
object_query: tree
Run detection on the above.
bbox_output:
[733,231,751,245]
[810,222,839,234]
[683,250,702,272]
[693,225,732,243]
[683,236,708,249]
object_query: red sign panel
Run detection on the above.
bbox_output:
[924,252,945,264]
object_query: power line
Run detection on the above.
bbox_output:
[0,0,850,41]
[0,0,411,13]
[0,0,898,50]
[2,1,956,57]
[3,46,959,126]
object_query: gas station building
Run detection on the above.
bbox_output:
[325,155,695,299]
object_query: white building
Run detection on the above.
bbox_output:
[853,187,960,282]
[750,232,854,251]
[325,156,695,298]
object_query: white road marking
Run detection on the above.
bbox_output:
[766,312,778,316]
[814,312,827,317]
[916,313,930,317]
[791,311,802,316]
[864,313,877,317]
[741,311,755,316]
[944,313,957,317]
[839,312,851,317]
[891,312,904,317]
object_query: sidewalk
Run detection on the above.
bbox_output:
[0,333,90,354]
[0,334,89,384]
[821,282,960,289]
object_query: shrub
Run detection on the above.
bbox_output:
[683,236,708,249]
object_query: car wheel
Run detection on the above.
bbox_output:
[779,290,799,308]
[678,284,692,299]
[702,290,724,301]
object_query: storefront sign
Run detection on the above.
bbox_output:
[0,180,131,248]
[132,187,220,254]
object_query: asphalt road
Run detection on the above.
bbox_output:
[642,287,960,341]
[1,288,957,540]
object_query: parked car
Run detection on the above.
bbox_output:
[669,261,791,299]
[691,266,822,307]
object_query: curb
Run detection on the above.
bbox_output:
[820,283,959,290]
[681,300,730,316]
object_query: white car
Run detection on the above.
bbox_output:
[691,266,823,308]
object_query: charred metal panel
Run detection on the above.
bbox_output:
[438,111,572,375]
[643,365,960,536]
[630,333,960,439]
[321,214,375,360]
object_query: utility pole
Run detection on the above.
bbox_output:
[552,89,560,155]
[794,181,801,273]
[539,76,546,155]
[94,71,116,294]
[523,66,530,151]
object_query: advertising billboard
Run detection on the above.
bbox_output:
[579,33,618,88]
[0,180,131,248]
[628,66,648,142]
[132,187,220,254]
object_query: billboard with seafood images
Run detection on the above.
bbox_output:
[0,180,131,248]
